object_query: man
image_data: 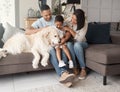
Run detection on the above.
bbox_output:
[25,5,75,87]
[25,5,55,34]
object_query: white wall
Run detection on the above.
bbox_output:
[18,0,81,28]
[82,0,120,22]
[19,0,39,28]
[1,0,119,28]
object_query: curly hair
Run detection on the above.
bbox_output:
[55,15,64,23]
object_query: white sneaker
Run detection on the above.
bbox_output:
[69,60,74,69]
[59,60,66,67]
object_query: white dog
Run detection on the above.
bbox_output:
[0,26,60,69]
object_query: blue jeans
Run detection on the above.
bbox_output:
[49,42,77,76]
[49,42,88,76]
[49,47,69,76]
[67,42,77,67]
[73,42,88,68]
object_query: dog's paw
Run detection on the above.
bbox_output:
[41,61,48,67]
[3,54,7,57]
[32,63,39,69]
[0,50,8,58]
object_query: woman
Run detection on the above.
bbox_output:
[63,9,88,79]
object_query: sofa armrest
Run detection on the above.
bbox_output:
[110,31,120,44]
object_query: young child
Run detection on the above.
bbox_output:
[54,15,74,68]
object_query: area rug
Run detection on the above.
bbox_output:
[17,72,120,92]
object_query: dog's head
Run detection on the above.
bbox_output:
[42,26,60,46]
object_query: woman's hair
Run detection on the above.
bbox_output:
[55,15,64,23]
[73,9,85,30]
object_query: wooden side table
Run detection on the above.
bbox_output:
[24,18,38,29]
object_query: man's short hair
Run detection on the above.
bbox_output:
[41,5,50,11]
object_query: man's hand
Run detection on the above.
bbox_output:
[25,29,38,35]
[25,28,42,35]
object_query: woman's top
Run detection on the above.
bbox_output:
[67,20,88,42]
[52,25,65,39]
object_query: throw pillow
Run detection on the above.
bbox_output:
[2,22,24,43]
[0,23,4,47]
[0,40,4,48]
[86,22,111,44]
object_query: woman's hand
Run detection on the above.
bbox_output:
[63,26,71,32]
[63,26,76,37]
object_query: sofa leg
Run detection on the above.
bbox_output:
[103,76,107,85]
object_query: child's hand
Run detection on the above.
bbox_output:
[54,43,60,47]
[60,39,65,45]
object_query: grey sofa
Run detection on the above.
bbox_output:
[0,23,120,86]
[85,41,120,85]
[0,53,54,75]
[0,23,53,75]
[85,23,120,85]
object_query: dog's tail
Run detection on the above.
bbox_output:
[0,48,8,59]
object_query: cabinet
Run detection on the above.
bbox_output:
[24,18,38,29]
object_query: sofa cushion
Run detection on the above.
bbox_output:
[0,53,33,65]
[86,22,111,44]
[0,53,52,66]
[110,31,120,44]
[2,22,24,43]
[0,53,54,75]
[0,40,4,48]
[86,59,120,76]
[85,44,120,64]
[0,23,4,47]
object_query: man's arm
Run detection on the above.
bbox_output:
[25,27,42,35]
[25,18,44,35]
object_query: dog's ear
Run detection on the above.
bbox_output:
[45,31,54,45]
[41,31,51,45]
[45,32,51,45]
[42,31,50,38]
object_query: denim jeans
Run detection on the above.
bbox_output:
[49,47,69,76]
[67,42,77,67]
[73,41,88,68]
[49,41,88,76]
[49,41,77,76]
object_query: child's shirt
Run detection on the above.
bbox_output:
[52,25,65,39]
